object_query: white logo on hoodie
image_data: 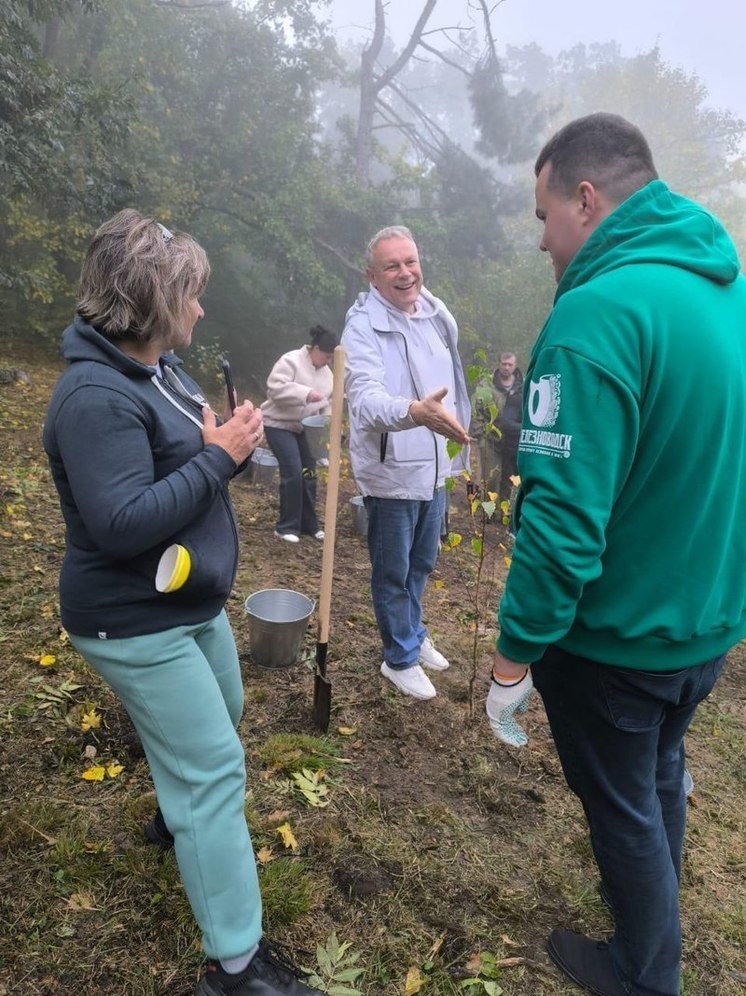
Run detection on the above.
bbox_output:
[528,374,561,427]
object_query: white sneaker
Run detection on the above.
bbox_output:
[380,662,436,700]
[313,530,325,541]
[418,636,449,671]
[274,531,299,544]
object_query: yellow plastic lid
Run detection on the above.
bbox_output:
[155,544,191,593]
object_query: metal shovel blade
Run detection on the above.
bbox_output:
[313,641,331,732]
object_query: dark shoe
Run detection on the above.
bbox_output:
[144,808,174,850]
[196,940,322,995]
[547,929,627,996]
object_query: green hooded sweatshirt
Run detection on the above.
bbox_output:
[498,179,746,669]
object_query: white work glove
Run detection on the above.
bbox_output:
[486,668,533,747]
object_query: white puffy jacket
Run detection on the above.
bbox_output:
[342,286,471,500]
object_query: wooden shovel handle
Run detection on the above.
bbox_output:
[317,345,345,644]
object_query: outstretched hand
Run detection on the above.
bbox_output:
[409,387,470,445]
[202,400,263,465]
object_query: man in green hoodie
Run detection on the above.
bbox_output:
[486,113,746,996]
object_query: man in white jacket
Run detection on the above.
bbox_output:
[342,226,470,700]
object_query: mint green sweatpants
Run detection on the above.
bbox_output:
[70,610,262,961]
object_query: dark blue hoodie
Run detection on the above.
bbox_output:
[44,316,241,638]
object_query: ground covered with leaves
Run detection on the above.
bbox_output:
[1,341,744,996]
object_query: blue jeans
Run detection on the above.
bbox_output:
[264,425,319,536]
[364,489,444,669]
[70,611,263,962]
[532,646,726,996]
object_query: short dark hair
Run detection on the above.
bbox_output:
[535,113,658,204]
[77,208,209,345]
[309,324,339,353]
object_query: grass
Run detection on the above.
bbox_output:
[0,342,744,994]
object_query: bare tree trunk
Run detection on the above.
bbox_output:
[354,0,438,187]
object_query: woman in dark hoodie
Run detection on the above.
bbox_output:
[43,209,319,996]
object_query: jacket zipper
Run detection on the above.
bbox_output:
[378,328,439,494]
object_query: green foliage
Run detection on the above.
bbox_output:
[303,932,364,995]
[458,950,504,995]
[258,858,316,929]
[256,732,345,776]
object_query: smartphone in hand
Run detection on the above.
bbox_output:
[221,357,236,415]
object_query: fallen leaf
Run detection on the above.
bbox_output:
[256,846,275,864]
[433,579,444,589]
[404,966,423,994]
[80,707,101,731]
[81,765,106,781]
[67,892,99,912]
[500,934,519,948]
[38,654,56,667]
[464,952,482,974]
[83,744,97,760]
[337,725,357,736]
[267,809,291,823]
[106,763,124,778]
[277,822,298,851]
[503,556,512,568]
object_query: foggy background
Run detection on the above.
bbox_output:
[331,0,745,119]
[4,0,745,394]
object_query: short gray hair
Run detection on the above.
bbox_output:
[366,225,416,266]
[77,208,210,346]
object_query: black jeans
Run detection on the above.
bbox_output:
[533,646,726,996]
[264,426,319,536]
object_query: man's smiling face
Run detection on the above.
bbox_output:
[366,236,423,314]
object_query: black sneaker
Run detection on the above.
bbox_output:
[195,941,322,995]
[547,929,626,996]
[144,807,174,850]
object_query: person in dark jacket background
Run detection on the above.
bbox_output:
[472,351,524,501]
[43,209,319,996]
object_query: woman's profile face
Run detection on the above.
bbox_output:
[172,296,204,350]
[309,344,334,369]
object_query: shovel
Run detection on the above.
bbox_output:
[313,345,346,731]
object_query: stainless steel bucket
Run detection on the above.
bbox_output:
[250,447,278,486]
[301,414,331,461]
[244,589,315,668]
[349,495,368,536]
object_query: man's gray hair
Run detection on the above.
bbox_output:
[366,225,416,266]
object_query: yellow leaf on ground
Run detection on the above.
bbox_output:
[80,708,101,731]
[38,654,56,667]
[433,579,444,589]
[267,809,291,823]
[82,766,106,781]
[404,966,424,994]
[503,556,512,568]
[276,822,298,851]
[256,846,275,864]
[337,725,357,736]
[106,763,124,779]
[67,891,99,912]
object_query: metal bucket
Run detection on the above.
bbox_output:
[349,495,368,536]
[301,414,330,461]
[250,447,278,486]
[244,589,315,669]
